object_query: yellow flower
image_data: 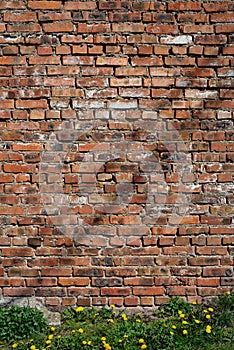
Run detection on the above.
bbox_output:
[118,339,123,343]
[76,306,84,312]
[139,339,145,344]
[48,334,54,340]
[101,337,106,341]
[206,314,211,319]
[136,312,142,317]
[182,321,188,325]
[122,313,128,321]
[88,341,92,345]
[45,340,51,345]
[172,325,177,329]
[12,344,18,348]
[72,330,76,333]
[50,327,55,332]
[183,330,188,335]
[141,345,147,349]
[203,309,208,313]
[178,310,182,315]
[170,331,174,335]
[226,291,231,295]
[136,319,141,322]
[123,335,128,338]
[110,304,115,308]
[30,346,36,350]
[179,313,185,318]
[195,319,200,324]
[108,318,114,323]
[192,301,197,305]
[58,335,61,339]
[82,341,87,345]
[78,328,84,333]
[208,307,214,312]
[206,325,212,334]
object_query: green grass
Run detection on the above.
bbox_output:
[0,292,233,350]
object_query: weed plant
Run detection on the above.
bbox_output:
[0,292,233,350]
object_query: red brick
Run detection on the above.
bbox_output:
[43,23,74,33]
[133,287,164,296]
[64,1,97,10]
[146,25,178,34]
[0,57,26,65]
[4,12,37,22]
[101,287,130,296]
[16,100,47,109]
[168,2,202,11]
[0,1,26,9]
[99,1,131,10]
[96,57,128,66]
[28,1,62,10]
[203,2,233,12]
[216,24,234,33]
[7,24,40,32]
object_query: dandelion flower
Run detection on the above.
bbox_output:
[110,304,115,308]
[118,340,123,343]
[30,346,36,350]
[48,334,53,340]
[192,301,197,305]
[195,319,200,324]
[108,319,114,323]
[178,310,182,315]
[45,340,51,345]
[141,345,147,349]
[183,330,188,335]
[88,341,92,345]
[50,327,55,332]
[172,325,177,329]
[226,291,230,295]
[170,331,174,335]
[82,341,87,345]
[12,344,18,348]
[139,339,145,344]
[182,321,188,325]
[203,309,208,313]
[78,328,84,333]
[206,325,211,334]
[179,313,185,318]
[206,314,211,319]
[76,306,84,312]
[123,335,128,338]
[136,319,141,322]
[122,313,128,321]
[57,335,61,339]
[72,330,76,333]
[101,337,106,341]
[208,308,214,312]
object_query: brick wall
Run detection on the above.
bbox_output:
[0,0,233,309]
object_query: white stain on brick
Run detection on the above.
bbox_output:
[161,35,193,45]
[108,100,138,109]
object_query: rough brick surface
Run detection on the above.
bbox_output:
[0,0,233,310]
